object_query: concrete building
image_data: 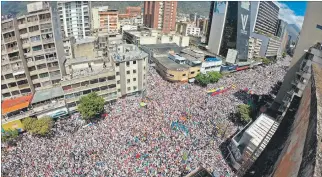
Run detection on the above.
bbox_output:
[63,37,76,60]
[125,6,142,17]
[91,6,119,34]
[1,2,66,100]
[119,15,143,27]
[57,1,91,39]
[61,56,116,112]
[198,18,208,35]
[248,37,262,59]
[140,43,184,64]
[266,37,282,59]
[109,44,148,97]
[228,113,279,171]
[176,22,200,37]
[243,43,322,177]
[143,1,177,34]
[207,1,251,61]
[275,1,322,105]
[275,19,288,38]
[250,1,280,36]
[123,28,189,47]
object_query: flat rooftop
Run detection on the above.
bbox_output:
[75,37,96,45]
[65,56,107,65]
[245,113,279,149]
[31,87,64,104]
[141,43,184,55]
[155,57,189,71]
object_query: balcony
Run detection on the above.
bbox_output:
[287,89,294,95]
[2,26,14,33]
[50,73,62,80]
[2,59,10,65]
[42,38,54,44]
[46,56,57,62]
[4,36,16,43]
[291,79,299,86]
[32,100,66,114]
[32,49,44,55]
[6,46,19,53]
[2,111,32,124]
[18,23,27,29]
[27,20,39,26]
[39,18,51,24]
[29,30,41,36]
[20,33,29,39]
[32,77,50,84]
[2,67,13,74]
[44,48,56,53]
[9,56,20,62]
[48,66,59,71]
[18,83,30,89]
[2,77,15,84]
[24,52,33,58]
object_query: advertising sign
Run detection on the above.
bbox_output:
[237,1,251,61]
[226,49,238,64]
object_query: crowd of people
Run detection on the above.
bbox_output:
[2,57,290,177]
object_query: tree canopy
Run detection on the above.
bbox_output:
[1,129,19,143]
[22,117,53,136]
[195,71,222,87]
[77,92,105,120]
[237,104,252,124]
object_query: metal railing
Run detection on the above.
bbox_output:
[44,48,56,52]
[6,46,18,53]
[4,36,16,43]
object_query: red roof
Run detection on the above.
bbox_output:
[2,94,33,115]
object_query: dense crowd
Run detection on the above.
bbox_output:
[2,57,290,177]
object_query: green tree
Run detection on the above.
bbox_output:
[282,52,286,58]
[237,104,252,124]
[262,58,271,65]
[77,92,105,120]
[1,129,19,143]
[208,71,222,83]
[195,73,211,86]
[22,117,53,136]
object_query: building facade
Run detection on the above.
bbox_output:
[248,37,262,59]
[143,1,177,34]
[1,2,66,100]
[275,1,322,105]
[125,6,142,17]
[250,1,279,36]
[109,44,148,97]
[207,1,251,61]
[92,6,119,34]
[57,1,91,39]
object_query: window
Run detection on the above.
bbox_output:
[127,87,131,91]
[133,78,136,81]
[118,89,121,92]
[107,76,115,80]
[183,74,186,76]
[2,93,11,98]
[133,70,136,74]
[1,84,8,89]
[116,72,119,76]
[126,61,130,66]
[81,81,89,86]
[39,72,49,78]
[116,63,119,67]
[197,70,200,72]
[99,77,106,82]
[117,80,120,84]
[133,86,137,90]
[90,79,98,84]
[100,86,108,90]
[133,61,136,64]
[12,91,20,96]
[144,66,145,70]
[109,84,116,88]
[92,88,100,92]
[127,71,130,74]
[191,71,195,74]
[127,79,130,83]
[62,85,71,91]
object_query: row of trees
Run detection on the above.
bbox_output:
[195,71,222,87]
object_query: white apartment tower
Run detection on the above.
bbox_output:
[57,1,91,39]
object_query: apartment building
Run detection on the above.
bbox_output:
[250,1,280,36]
[125,6,142,17]
[57,1,91,39]
[1,2,66,100]
[266,37,282,59]
[92,6,119,34]
[143,1,177,34]
[109,44,148,97]
[176,22,200,37]
[61,56,116,112]
[63,36,76,60]
[248,37,262,59]
[198,18,208,35]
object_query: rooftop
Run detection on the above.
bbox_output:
[31,87,64,104]
[2,94,33,115]
[75,37,96,45]
[155,57,190,71]
[141,43,184,56]
[65,56,107,65]
[110,44,148,63]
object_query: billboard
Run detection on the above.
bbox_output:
[236,1,251,61]
[226,49,238,64]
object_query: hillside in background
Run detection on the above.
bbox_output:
[1,1,211,17]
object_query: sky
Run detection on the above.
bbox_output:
[276,1,307,29]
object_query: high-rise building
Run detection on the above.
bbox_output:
[250,1,279,36]
[1,2,66,100]
[57,1,91,39]
[275,19,287,38]
[198,18,208,35]
[143,1,177,34]
[125,6,142,17]
[275,1,322,105]
[91,6,119,34]
[207,1,251,61]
